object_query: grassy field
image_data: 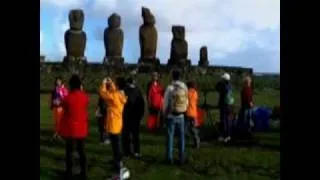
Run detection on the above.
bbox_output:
[40,91,280,180]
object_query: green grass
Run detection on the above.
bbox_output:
[40,91,280,180]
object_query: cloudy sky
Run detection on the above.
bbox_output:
[40,0,280,73]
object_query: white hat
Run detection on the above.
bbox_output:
[221,73,231,81]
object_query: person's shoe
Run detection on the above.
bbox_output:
[224,136,231,143]
[218,136,224,142]
[120,167,130,179]
[108,174,120,180]
[133,153,142,159]
[103,139,111,145]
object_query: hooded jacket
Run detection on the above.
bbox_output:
[99,82,127,134]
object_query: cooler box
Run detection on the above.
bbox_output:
[253,107,272,132]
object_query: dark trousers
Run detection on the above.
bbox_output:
[97,117,106,142]
[219,105,233,138]
[185,116,200,147]
[122,119,141,155]
[65,138,87,179]
[109,133,122,174]
[238,107,253,137]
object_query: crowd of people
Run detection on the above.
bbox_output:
[49,70,254,180]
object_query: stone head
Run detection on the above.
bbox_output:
[108,13,121,28]
[142,7,155,25]
[200,46,208,60]
[69,9,84,30]
[172,25,185,40]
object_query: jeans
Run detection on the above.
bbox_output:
[122,118,141,155]
[109,134,122,174]
[166,115,185,162]
[185,116,200,148]
[238,107,253,135]
[65,138,87,179]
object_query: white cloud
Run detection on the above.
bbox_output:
[40,30,44,54]
[58,21,69,56]
[40,0,86,9]
[40,30,43,47]
[41,0,280,72]
[90,0,280,67]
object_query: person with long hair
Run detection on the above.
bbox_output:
[99,77,128,179]
[50,76,68,139]
[59,74,89,179]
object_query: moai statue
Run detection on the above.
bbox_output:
[103,13,124,67]
[138,7,160,66]
[198,46,209,67]
[167,25,191,67]
[63,9,87,74]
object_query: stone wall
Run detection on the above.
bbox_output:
[40,61,253,76]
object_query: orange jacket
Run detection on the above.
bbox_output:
[186,88,198,119]
[99,82,127,134]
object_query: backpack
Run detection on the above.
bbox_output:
[148,83,163,110]
[171,83,188,113]
[224,84,234,105]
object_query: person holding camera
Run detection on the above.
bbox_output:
[99,77,128,179]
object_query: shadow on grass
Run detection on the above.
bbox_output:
[40,167,64,180]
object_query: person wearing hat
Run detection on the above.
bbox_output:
[215,72,234,143]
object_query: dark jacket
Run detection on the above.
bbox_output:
[123,84,145,123]
[215,80,229,108]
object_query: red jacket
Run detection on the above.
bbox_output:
[241,86,253,108]
[59,90,89,138]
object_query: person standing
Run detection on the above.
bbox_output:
[186,81,200,149]
[59,75,89,180]
[95,78,110,144]
[163,70,188,164]
[239,75,254,139]
[215,73,234,143]
[147,71,164,130]
[122,77,145,158]
[99,77,127,179]
[50,77,68,139]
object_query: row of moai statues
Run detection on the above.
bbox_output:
[62,7,210,72]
